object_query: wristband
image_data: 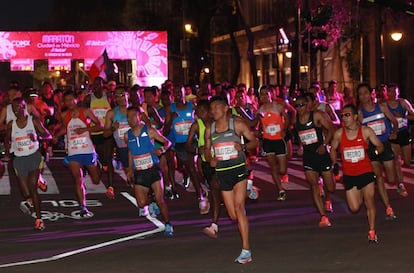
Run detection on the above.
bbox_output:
[160,147,166,154]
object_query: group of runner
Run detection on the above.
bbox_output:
[1,78,413,264]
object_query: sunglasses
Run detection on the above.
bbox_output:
[340,112,352,118]
[294,103,306,108]
[115,92,126,97]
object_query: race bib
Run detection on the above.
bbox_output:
[69,136,88,150]
[367,120,386,136]
[117,125,130,139]
[298,128,318,145]
[15,136,35,152]
[265,124,281,136]
[133,153,154,170]
[92,108,108,120]
[397,117,407,129]
[214,142,238,161]
[343,146,365,163]
[174,120,192,135]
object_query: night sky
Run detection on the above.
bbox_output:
[0,1,54,30]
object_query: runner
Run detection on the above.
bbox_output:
[331,104,383,242]
[357,83,399,219]
[6,97,51,230]
[83,77,114,199]
[185,100,221,238]
[103,85,131,197]
[385,83,413,197]
[204,95,258,264]
[293,95,336,226]
[125,106,174,236]
[163,85,209,214]
[257,86,290,201]
[53,90,102,218]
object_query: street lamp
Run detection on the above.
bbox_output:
[390,31,403,41]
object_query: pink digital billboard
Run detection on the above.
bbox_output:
[0,31,168,86]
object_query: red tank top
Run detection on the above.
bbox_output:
[339,126,373,176]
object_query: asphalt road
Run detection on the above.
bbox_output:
[0,153,413,273]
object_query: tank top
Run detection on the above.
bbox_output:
[387,100,408,132]
[113,106,130,148]
[339,126,373,176]
[90,93,111,136]
[211,117,245,171]
[259,102,285,140]
[127,125,159,171]
[65,108,95,156]
[11,116,40,157]
[294,111,324,153]
[361,103,391,142]
[171,102,194,143]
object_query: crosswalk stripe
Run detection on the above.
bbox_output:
[0,162,11,195]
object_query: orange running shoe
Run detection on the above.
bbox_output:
[319,215,332,227]
[34,219,45,231]
[385,207,397,220]
[368,230,378,243]
[37,175,48,192]
[325,200,333,213]
[106,186,115,199]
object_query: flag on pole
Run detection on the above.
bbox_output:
[89,49,112,81]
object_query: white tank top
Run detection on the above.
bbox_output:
[66,117,95,156]
[11,116,40,157]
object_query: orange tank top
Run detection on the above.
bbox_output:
[260,103,285,140]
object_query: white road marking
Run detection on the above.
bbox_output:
[0,192,165,269]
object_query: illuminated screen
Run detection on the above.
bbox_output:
[0,31,168,86]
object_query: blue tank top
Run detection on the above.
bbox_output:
[171,102,194,143]
[361,103,392,142]
[387,100,408,132]
[127,125,159,170]
[113,107,130,148]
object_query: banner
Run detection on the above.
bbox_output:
[0,31,168,83]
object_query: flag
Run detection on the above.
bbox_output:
[89,49,112,81]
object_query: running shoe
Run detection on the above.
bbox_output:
[79,207,93,218]
[37,175,48,192]
[397,183,408,197]
[385,207,397,220]
[106,186,115,199]
[20,199,33,215]
[182,176,191,189]
[368,230,378,243]
[281,174,289,183]
[165,187,173,200]
[325,200,333,213]
[164,223,174,236]
[203,224,218,239]
[318,215,332,227]
[149,202,160,217]
[34,219,45,231]
[235,249,252,264]
[277,190,286,201]
[199,198,210,215]
[248,186,260,200]
[139,206,149,217]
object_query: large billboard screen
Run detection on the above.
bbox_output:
[0,31,168,86]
